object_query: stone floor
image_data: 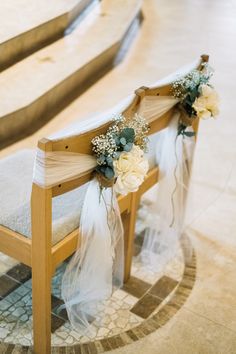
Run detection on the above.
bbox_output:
[0,0,236,353]
[0,222,190,351]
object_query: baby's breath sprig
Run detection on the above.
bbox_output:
[118,113,150,152]
[91,113,149,182]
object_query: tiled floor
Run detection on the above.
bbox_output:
[0,221,188,349]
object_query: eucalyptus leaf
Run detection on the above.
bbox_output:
[97,155,105,165]
[105,167,115,180]
[185,96,193,106]
[106,156,114,167]
[184,131,195,137]
[98,166,106,174]
[114,151,121,159]
[178,123,187,136]
[115,136,120,145]
[120,137,127,146]
[189,89,198,101]
[120,128,135,143]
[124,142,133,152]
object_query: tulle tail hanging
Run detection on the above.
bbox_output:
[138,113,195,271]
[61,178,124,332]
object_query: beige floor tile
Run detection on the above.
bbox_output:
[179,235,236,332]
[155,308,236,354]
[186,190,236,251]
[105,308,236,354]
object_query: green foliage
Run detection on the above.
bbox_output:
[120,137,126,145]
[178,123,195,137]
[120,128,135,143]
[97,155,106,165]
[92,127,135,180]
[172,64,214,138]
[124,142,133,152]
[184,131,195,137]
[92,114,148,181]
[106,156,114,168]
[105,167,115,179]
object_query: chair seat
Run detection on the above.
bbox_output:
[0,134,159,245]
[0,150,88,245]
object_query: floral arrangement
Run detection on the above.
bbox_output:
[92,114,149,195]
[171,64,219,136]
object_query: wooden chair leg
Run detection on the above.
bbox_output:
[32,259,51,354]
[123,193,140,283]
[31,184,52,354]
[192,116,200,139]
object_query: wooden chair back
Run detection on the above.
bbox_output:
[36,54,208,200]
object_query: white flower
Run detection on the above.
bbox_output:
[192,84,219,119]
[113,145,149,195]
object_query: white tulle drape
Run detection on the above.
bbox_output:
[138,96,179,123]
[33,150,97,188]
[33,96,180,188]
[138,113,195,271]
[32,58,201,332]
[61,179,124,331]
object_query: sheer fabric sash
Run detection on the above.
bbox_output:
[32,58,200,332]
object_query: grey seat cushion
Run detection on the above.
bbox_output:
[0,134,159,245]
[0,150,88,245]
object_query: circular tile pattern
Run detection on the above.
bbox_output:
[0,241,196,353]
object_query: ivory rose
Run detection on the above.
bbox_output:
[114,145,149,195]
[193,84,219,119]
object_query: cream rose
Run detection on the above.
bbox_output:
[192,84,219,119]
[113,145,149,195]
